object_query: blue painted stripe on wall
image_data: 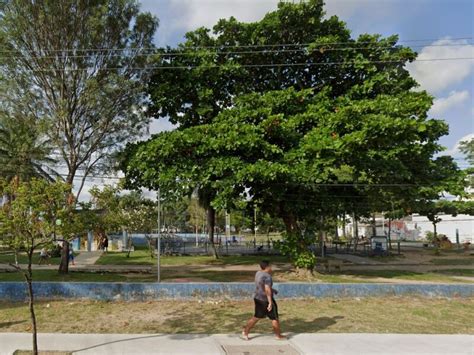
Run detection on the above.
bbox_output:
[0,282,472,301]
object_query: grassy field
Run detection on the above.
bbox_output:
[430,258,474,266]
[1,297,472,334]
[0,267,471,283]
[95,251,290,266]
[0,270,146,282]
[0,253,63,265]
[0,251,472,283]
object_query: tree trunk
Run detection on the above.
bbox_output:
[58,241,69,274]
[25,253,38,355]
[342,213,346,239]
[207,207,218,259]
[353,213,359,252]
[372,212,377,237]
[281,213,304,250]
[320,215,325,257]
[126,232,133,258]
[388,218,392,250]
[282,213,298,235]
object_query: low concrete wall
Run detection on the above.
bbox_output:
[0,282,472,301]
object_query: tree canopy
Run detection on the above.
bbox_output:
[0,0,158,197]
[120,0,464,268]
[0,114,59,182]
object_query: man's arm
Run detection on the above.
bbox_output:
[264,284,273,311]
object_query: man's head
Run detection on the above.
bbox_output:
[259,260,272,273]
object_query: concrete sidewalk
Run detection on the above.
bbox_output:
[73,251,102,267]
[0,333,472,355]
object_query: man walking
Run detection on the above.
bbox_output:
[242,260,285,340]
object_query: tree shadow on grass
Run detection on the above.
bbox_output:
[0,300,30,311]
[0,319,26,328]
[160,305,344,335]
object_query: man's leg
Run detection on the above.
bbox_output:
[270,300,285,339]
[243,316,259,337]
[271,319,285,339]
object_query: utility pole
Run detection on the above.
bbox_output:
[157,188,161,283]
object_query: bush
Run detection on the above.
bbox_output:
[274,231,316,270]
[425,231,436,243]
[48,244,62,258]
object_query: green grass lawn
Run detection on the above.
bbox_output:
[95,251,290,266]
[328,270,470,283]
[0,253,63,265]
[1,297,472,334]
[0,267,471,283]
[0,270,141,282]
[434,269,474,276]
[430,258,474,265]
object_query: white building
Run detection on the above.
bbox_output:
[342,214,473,243]
[410,213,473,243]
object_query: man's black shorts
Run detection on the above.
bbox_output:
[254,298,278,320]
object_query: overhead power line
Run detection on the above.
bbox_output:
[8,57,473,72]
[1,42,472,60]
[0,36,471,54]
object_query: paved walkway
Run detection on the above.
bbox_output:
[73,251,102,267]
[0,333,472,355]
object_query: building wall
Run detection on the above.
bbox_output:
[411,214,473,243]
[339,214,473,243]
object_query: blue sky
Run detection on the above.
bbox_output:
[139,0,473,166]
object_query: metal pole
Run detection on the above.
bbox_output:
[225,211,230,255]
[253,207,257,249]
[157,188,161,283]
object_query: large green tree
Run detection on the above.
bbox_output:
[121,0,462,268]
[0,0,158,197]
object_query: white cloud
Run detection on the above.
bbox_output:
[167,0,279,32]
[149,118,177,135]
[164,0,397,32]
[142,0,405,45]
[407,38,474,94]
[430,90,470,116]
[445,133,474,160]
[324,0,399,22]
